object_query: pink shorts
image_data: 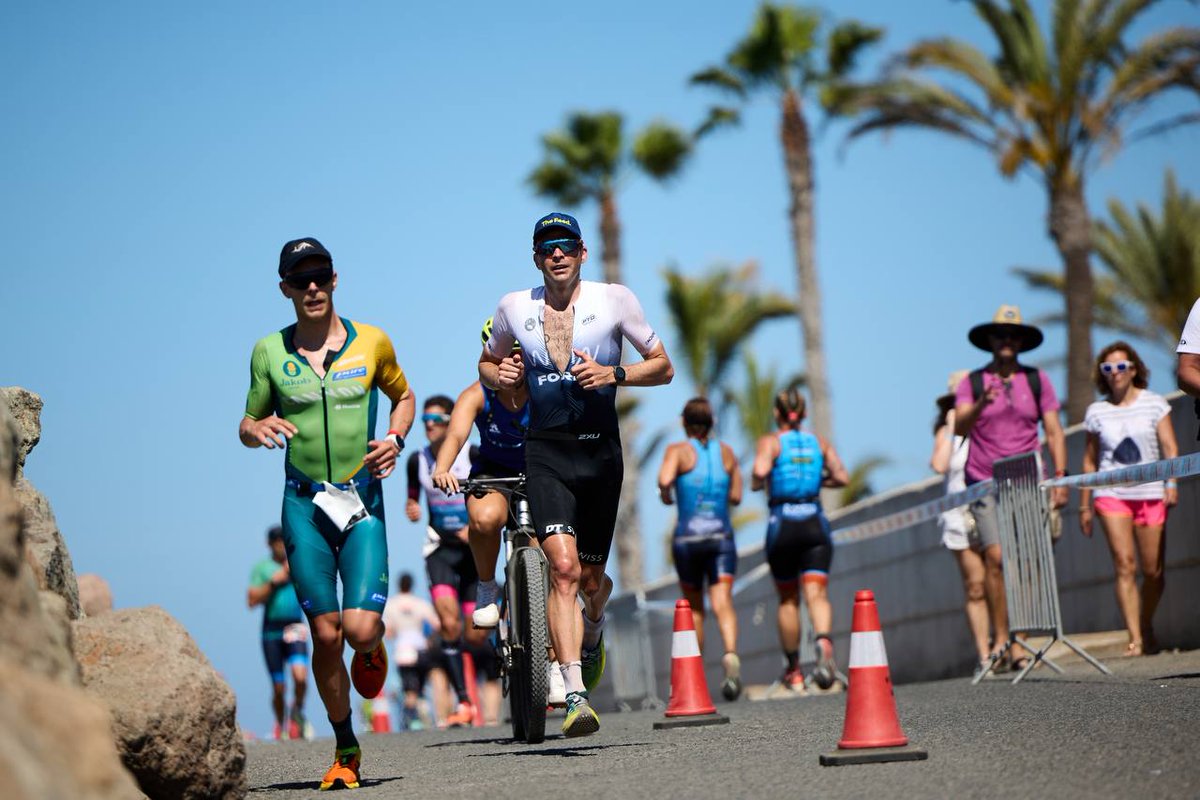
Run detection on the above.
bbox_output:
[1094,496,1167,527]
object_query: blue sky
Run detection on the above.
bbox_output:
[4,1,1196,738]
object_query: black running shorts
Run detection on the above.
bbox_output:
[524,431,623,565]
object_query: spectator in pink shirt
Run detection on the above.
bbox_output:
[954,305,1069,671]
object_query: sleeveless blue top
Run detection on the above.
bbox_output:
[474,386,529,472]
[674,438,733,541]
[768,429,823,505]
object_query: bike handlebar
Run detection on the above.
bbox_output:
[458,475,527,498]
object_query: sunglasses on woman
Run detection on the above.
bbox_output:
[534,238,583,257]
[283,265,334,290]
[1099,360,1134,375]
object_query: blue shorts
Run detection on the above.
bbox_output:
[280,481,389,617]
[672,536,737,588]
[262,624,308,683]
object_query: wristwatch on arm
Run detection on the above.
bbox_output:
[386,431,405,453]
[612,366,626,385]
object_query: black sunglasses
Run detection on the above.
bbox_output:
[534,238,583,257]
[283,266,334,290]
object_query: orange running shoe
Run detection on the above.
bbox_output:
[350,642,388,699]
[319,747,361,791]
[444,701,474,728]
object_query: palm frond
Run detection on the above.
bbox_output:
[632,121,692,181]
[827,20,885,78]
[695,106,742,139]
[689,66,746,97]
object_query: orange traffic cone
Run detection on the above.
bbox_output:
[820,590,926,766]
[370,688,391,733]
[653,599,730,730]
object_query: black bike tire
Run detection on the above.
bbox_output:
[512,547,548,744]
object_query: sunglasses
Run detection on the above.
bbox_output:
[422,412,451,425]
[283,266,334,290]
[534,238,583,257]
[1100,360,1134,375]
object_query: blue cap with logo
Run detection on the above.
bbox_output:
[533,212,582,242]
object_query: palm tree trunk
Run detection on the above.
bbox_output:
[599,189,622,286]
[1048,178,1094,423]
[598,188,644,591]
[780,90,833,444]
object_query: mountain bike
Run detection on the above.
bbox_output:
[460,475,550,744]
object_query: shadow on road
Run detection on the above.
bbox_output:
[249,776,404,793]
[468,742,649,759]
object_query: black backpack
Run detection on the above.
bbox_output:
[968,366,1042,411]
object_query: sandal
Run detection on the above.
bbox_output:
[1125,641,1144,657]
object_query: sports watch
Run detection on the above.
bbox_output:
[613,366,627,385]
[385,433,405,453]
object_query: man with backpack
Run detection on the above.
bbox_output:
[954,305,1068,672]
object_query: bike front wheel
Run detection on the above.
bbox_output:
[508,546,548,744]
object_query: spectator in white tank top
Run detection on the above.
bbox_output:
[1079,341,1178,656]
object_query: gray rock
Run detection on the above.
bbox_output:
[79,573,115,617]
[0,386,43,477]
[16,477,81,619]
[73,606,247,800]
[0,418,78,684]
[0,398,17,483]
[0,658,145,800]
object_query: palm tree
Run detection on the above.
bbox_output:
[692,4,884,443]
[723,350,806,448]
[528,110,692,592]
[1014,169,1200,357]
[829,0,1200,421]
[840,455,890,507]
[662,261,796,397]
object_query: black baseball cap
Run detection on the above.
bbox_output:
[278,237,333,277]
[533,212,582,242]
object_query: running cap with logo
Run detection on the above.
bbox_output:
[532,212,582,242]
[278,237,333,277]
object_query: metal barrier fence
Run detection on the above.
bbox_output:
[978,452,1111,684]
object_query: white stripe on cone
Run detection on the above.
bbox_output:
[672,630,702,659]
[848,630,888,669]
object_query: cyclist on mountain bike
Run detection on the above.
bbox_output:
[480,212,674,737]
[432,318,567,706]
[240,237,414,790]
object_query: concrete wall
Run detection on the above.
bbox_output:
[596,393,1199,710]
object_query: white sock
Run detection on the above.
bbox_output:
[561,661,585,695]
[582,612,605,650]
[476,579,499,608]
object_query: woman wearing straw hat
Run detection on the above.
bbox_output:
[931,370,993,678]
[953,305,1069,672]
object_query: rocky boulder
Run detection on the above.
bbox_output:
[73,606,247,800]
[0,403,78,684]
[0,386,42,477]
[79,573,115,617]
[0,658,145,800]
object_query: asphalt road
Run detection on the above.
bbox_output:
[245,650,1200,799]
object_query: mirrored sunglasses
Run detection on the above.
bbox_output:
[421,412,451,425]
[534,238,583,257]
[283,266,334,290]
[1099,360,1134,375]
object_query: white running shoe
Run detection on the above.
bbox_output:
[472,602,500,629]
[547,660,567,707]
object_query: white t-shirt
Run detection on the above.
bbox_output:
[382,593,438,667]
[938,429,971,550]
[1083,389,1172,500]
[1178,297,1200,354]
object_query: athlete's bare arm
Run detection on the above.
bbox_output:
[657,443,681,504]
[364,390,415,479]
[722,442,743,506]
[571,342,674,390]
[750,434,779,491]
[432,384,485,495]
[817,435,850,487]
[479,348,525,391]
